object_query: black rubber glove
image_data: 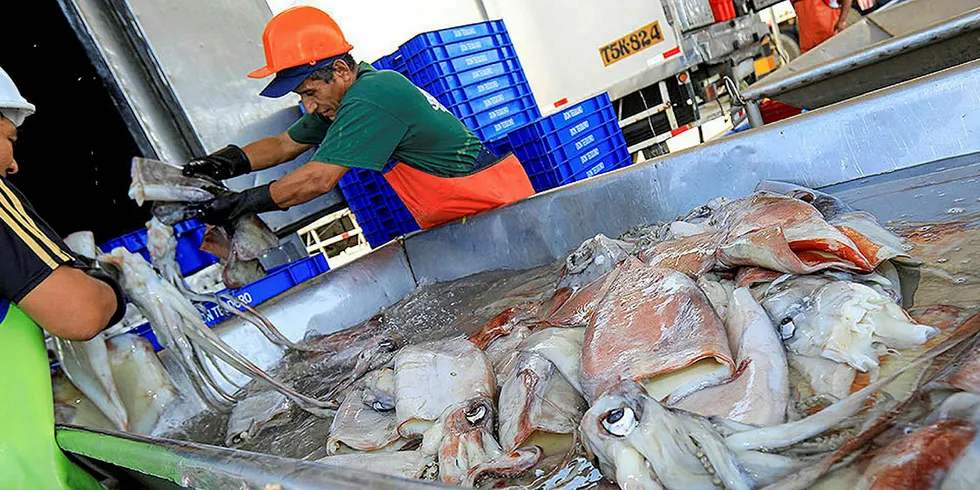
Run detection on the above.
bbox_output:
[75,256,127,328]
[182,145,252,180]
[193,183,283,226]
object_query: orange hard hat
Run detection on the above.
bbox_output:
[248,6,354,79]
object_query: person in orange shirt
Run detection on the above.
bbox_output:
[792,0,855,53]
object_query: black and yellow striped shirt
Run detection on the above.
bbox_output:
[0,177,76,302]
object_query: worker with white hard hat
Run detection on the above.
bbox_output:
[0,66,124,489]
[183,6,535,230]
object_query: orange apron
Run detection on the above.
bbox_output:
[383,153,534,229]
[793,0,842,53]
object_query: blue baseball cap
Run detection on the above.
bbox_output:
[258,53,347,98]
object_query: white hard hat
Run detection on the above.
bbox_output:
[0,66,35,127]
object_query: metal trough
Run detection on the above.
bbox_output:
[58,59,980,489]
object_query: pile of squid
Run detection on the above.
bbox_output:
[53,221,341,435]
[307,181,980,489]
[55,156,379,433]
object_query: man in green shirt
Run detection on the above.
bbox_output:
[185,6,533,229]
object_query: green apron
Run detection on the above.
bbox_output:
[0,300,103,490]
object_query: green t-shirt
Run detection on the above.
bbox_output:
[287,62,484,177]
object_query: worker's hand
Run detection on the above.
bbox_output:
[834,18,848,33]
[192,184,283,226]
[182,145,253,181]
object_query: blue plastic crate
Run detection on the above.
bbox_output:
[339,166,374,187]
[337,171,358,192]
[508,94,614,145]
[374,51,409,76]
[99,219,219,276]
[363,228,393,248]
[341,168,379,191]
[468,107,541,142]
[196,254,330,327]
[404,32,511,60]
[411,58,523,90]
[403,33,513,74]
[339,164,420,244]
[518,132,628,177]
[460,105,540,142]
[342,175,387,201]
[526,142,631,192]
[403,20,508,49]
[425,69,528,106]
[343,197,395,229]
[484,137,512,157]
[439,83,533,118]
[454,96,537,131]
[407,44,517,80]
[379,192,419,234]
[513,119,627,172]
[384,54,409,75]
[389,205,420,235]
[346,190,390,219]
[508,104,618,152]
[351,207,400,237]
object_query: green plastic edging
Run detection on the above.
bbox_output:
[56,427,182,483]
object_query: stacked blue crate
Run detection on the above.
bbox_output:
[507,93,632,192]
[337,165,420,248]
[99,219,219,276]
[382,52,409,76]
[340,21,541,245]
[400,20,540,145]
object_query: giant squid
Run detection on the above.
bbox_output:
[757,273,938,381]
[130,157,278,289]
[630,182,918,280]
[318,397,542,486]
[580,331,967,490]
[326,367,412,455]
[581,258,736,404]
[497,327,588,457]
[56,231,179,433]
[392,338,495,438]
[98,247,334,416]
[672,287,790,426]
[145,216,318,353]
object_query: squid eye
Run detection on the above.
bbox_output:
[778,317,796,340]
[602,407,637,437]
[466,404,488,424]
[232,431,249,445]
[369,395,395,412]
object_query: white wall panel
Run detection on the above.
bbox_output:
[266,0,486,63]
[482,0,681,114]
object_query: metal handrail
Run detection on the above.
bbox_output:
[741,7,980,102]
